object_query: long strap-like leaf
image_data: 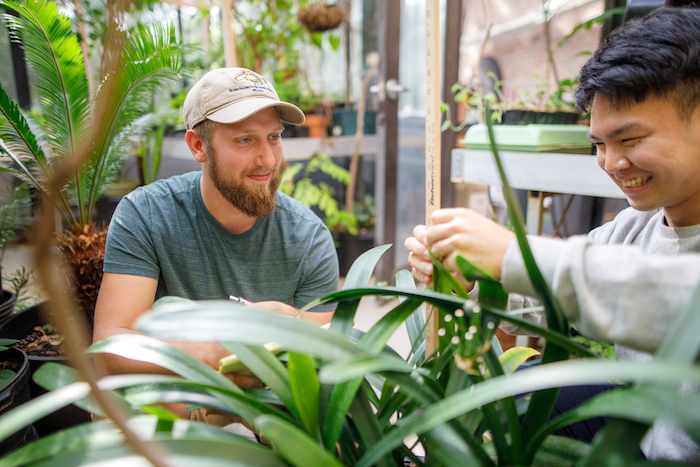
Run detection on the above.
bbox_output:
[482,107,572,446]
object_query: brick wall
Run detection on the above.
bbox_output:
[458,0,605,105]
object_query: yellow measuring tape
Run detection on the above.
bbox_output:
[425,0,441,357]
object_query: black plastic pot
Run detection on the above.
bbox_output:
[337,231,376,277]
[0,289,17,325]
[0,303,92,437]
[0,347,36,455]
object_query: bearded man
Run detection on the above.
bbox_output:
[93,68,339,407]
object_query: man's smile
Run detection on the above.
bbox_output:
[621,176,651,188]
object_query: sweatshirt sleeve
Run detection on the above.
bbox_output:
[500,235,700,352]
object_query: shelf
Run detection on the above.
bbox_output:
[451,148,625,199]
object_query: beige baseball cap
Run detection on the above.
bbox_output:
[183,67,306,130]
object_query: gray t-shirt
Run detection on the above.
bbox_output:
[103,171,338,311]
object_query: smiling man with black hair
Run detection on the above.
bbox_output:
[406,6,700,462]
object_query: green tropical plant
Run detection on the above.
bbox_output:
[280,153,359,236]
[0,0,181,318]
[0,105,698,466]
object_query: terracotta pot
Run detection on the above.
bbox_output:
[301,114,329,138]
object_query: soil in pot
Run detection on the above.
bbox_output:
[13,325,65,357]
[0,303,92,437]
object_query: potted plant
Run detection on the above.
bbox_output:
[0,230,697,465]
[0,0,182,324]
[0,301,92,437]
[0,117,698,463]
[0,341,32,456]
[280,153,376,275]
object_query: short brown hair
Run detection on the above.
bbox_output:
[192,119,216,149]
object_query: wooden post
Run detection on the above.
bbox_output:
[221,0,238,67]
[425,0,441,357]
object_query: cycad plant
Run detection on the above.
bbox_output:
[0,0,181,320]
[0,107,698,465]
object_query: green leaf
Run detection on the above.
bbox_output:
[134,303,367,362]
[328,33,341,50]
[525,385,700,462]
[314,286,593,357]
[318,354,413,383]
[256,414,345,467]
[498,346,541,375]
[348,388,397,467]
[431,252,470,298]
[482,106,571,444]
[0,382,92,444]
[0,368,17,387]
[396,269,426,361]
[578,418,649,467]
[455,254,497,282]
[355,359,700,467]
[310,31,324,48]
[323,244,391,337]
[322,377,363,451]
[32,362,121,417]
[423,424,489,467]
[220,343,299,422]
[343,244,392,292]
[288,352,320,436]
[88,334,280,423]
[532,435,590,467]
[359,298,424,355]
[96,373,293,424]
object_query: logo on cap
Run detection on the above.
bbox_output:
[235,70,269,87]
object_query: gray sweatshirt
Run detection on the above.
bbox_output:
[500,207,700,463]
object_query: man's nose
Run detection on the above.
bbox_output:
[600,147,632,174]
[256,141,277,167]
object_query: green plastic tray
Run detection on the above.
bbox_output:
[462,123,593,154]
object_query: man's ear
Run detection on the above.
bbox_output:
[185,129,207,163]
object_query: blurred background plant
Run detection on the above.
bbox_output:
[280,153,358,237]
[0,0,182,321]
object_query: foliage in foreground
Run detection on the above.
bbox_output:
[0,109,699,466]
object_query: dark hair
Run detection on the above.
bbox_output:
[575,6,700,119]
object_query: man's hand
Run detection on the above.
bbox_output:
[405,224,433,284]
[249,300,333,326]
[426,208,515,280]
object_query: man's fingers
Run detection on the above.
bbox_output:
[431,207,470,225]
[404,236,430,259]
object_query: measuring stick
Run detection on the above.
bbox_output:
[425,0,441,357]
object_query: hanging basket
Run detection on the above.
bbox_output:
[299,2,348,33]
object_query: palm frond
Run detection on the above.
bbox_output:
[0,81,77,226]
[86,22,181,219]
[1,0,91,162]
[0,81,48,170]
[79,114,155,221]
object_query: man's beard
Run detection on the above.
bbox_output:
[207,145,282,218]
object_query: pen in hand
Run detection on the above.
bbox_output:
[229,295,253,305]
